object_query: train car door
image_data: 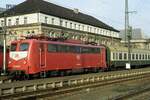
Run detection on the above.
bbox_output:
[39,43,46,69]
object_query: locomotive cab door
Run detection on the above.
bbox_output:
[39,43,46,69]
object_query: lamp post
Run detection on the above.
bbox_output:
[1,13,7,75]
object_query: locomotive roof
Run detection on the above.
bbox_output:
[0,0,119,32]
[11,39,106,48]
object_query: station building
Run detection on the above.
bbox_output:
[0,0,120,45]
[120,28,150,50]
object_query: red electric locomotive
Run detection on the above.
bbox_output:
[8,39,107,78]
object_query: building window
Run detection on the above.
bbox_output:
[51,18,54,25]
[16,18,19,25]
[97,29,99,34]
[65,21,68,27]
[1,20,4,26]
[90,27,92,32]
[70,23,72,28]
[94,28,96,33]
[78,25,80,30]
[74,24,76,29]
[24,17,27,24]
[45,17,48,24]
[8,19,11,26]
[82,25,84,31]
[87,26,89,32]
[60,19,63,26]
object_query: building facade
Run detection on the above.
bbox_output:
[0,0,120,46]
[120,28,150,50]
[120,28,145,41]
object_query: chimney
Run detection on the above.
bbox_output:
[73,8,79,14]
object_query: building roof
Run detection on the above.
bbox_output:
[0,0,119,32]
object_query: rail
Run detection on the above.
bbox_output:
[0,68,150,99]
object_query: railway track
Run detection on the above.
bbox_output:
[0,68,150,99]
[113,83,150,100]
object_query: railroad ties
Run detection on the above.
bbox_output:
[0,68,150,99]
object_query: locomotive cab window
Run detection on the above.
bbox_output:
[11,43,17,51]
[20,43,29,51]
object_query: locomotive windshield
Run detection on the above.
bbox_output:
[20,43,29,51]
[10,43,17,51]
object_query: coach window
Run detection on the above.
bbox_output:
[124,53,127,60]
[113,53,115,60]
[20,43,29,51]
[136,54,138,60]
[119,53,122,60]
[139,54,141,60]
[145,54,148,60]
[148,55,150,60]
[11,43,17,51]
[142,54,144,60]
[116,53,118,60]
[132,54,135,60]
[48,44,57,52]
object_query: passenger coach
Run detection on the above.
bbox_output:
[107,46,150,69]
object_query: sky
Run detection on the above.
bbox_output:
[0,0,150,37]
